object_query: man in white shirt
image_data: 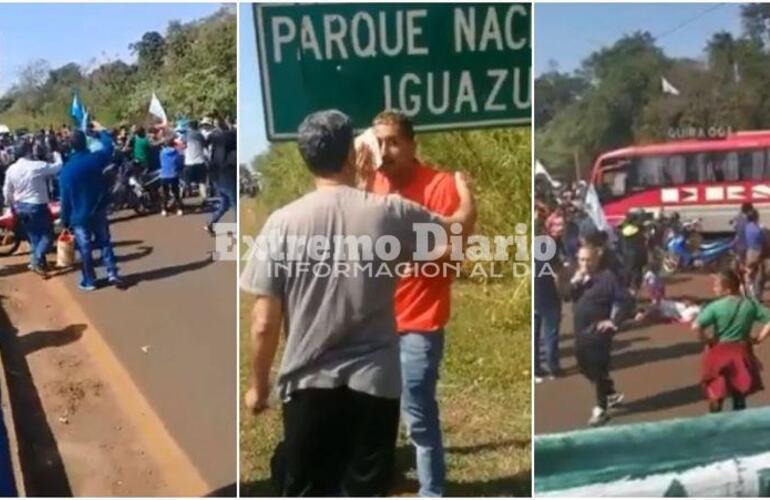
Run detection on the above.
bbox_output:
[3,137,62,276]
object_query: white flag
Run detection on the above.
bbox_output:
[149,92,168,124]
[583,184,614,241]
[661,77,680,96]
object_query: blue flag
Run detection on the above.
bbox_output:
[70,92,87,131]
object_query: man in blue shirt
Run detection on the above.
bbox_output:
[59,121,123,291]
[744,208,765,299]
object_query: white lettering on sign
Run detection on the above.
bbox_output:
[455,71,478,113]
[399,73,421,116]
[427,71,450,114]
[272,10,439,62]
[351,12,377,57]
[272,16,297,63]
[323,15,349,60]
[505,5,527,50]
[383,68,528,116]
[454,6,528,52]
[485,69,507,111]
[513,67,531,108]
[379,11,404,56]
[300,17,323,60]
[406,10,428,55]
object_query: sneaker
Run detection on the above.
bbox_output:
[78,281,97,292]
[607,392,625,409]
[535,376,544,384]
[204,224,215,236]
[108,275,125,288]
[588,406,610,427]
[176,209,183,216]
[30,264,47,278]
[161,210,168,217]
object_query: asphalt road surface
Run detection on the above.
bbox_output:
[51,203,237,490]
[535,271,770,434]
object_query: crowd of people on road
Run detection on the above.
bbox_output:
[535,177,770,427]
[241,109,476,496]
[0,114,237,291]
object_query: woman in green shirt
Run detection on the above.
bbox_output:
[692,270,770,412]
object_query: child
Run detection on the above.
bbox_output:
[159,137,184,216]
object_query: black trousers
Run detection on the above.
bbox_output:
[272,386,400,497]
[160,178,184,211]
[575,332,615,410]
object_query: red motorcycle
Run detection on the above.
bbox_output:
[0,201,62,256]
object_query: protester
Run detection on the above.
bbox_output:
[534,218,563,383]
[205,117,237,234]
[183,120,208,200]
[366,110,476,497]
[159,137,185,216]
[693,270,770,412]
[131,126,151,170]
[733,202,753,266]
[2,136,62,275]
[241,109,475,497]
[743,209,764,299]
[565,243,631,426]
[59,122,124,291]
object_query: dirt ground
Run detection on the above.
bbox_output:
[0,204,236,496]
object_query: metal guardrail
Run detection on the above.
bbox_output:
[535,406,770,497]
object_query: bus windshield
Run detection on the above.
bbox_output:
[596,148,770,202]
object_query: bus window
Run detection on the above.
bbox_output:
[737,150,761,180]
[723,152,740,181]
[598,164,629,201]
[667,155,686,185]
[633,155,665,189]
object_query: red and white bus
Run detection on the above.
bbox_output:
[591,131,770,232]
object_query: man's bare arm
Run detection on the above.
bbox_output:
[246,295,282,415]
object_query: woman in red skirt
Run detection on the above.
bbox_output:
[692,270,770,412]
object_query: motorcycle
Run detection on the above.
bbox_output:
[662,217,735,274]
[105,162,161,215]
[0,202,62,256]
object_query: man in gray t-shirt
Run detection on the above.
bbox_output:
[241,110,474,496]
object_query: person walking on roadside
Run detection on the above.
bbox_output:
[204,117,237,235]
[159,137,185,217]
[241,109,475,497]
[368,110,476,497]
[2,136,62,276]
[694,270,770,412]
[59,121,124,291]
[566,243,632,426]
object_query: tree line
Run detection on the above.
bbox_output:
[0,5,236,131]
[535,4,770,179]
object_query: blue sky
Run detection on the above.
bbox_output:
[0,3,223,91]
[535,3,743,75]
[239,3,268,164]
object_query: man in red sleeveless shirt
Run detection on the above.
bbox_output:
[369,111,473,496]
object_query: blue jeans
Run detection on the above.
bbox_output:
[15,202,52,267]
[72,211,119,286]
[534,305,561,373]
[400,331,445,497]
[209,175,236,225]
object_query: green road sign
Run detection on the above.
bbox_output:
[254,3,531,140]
